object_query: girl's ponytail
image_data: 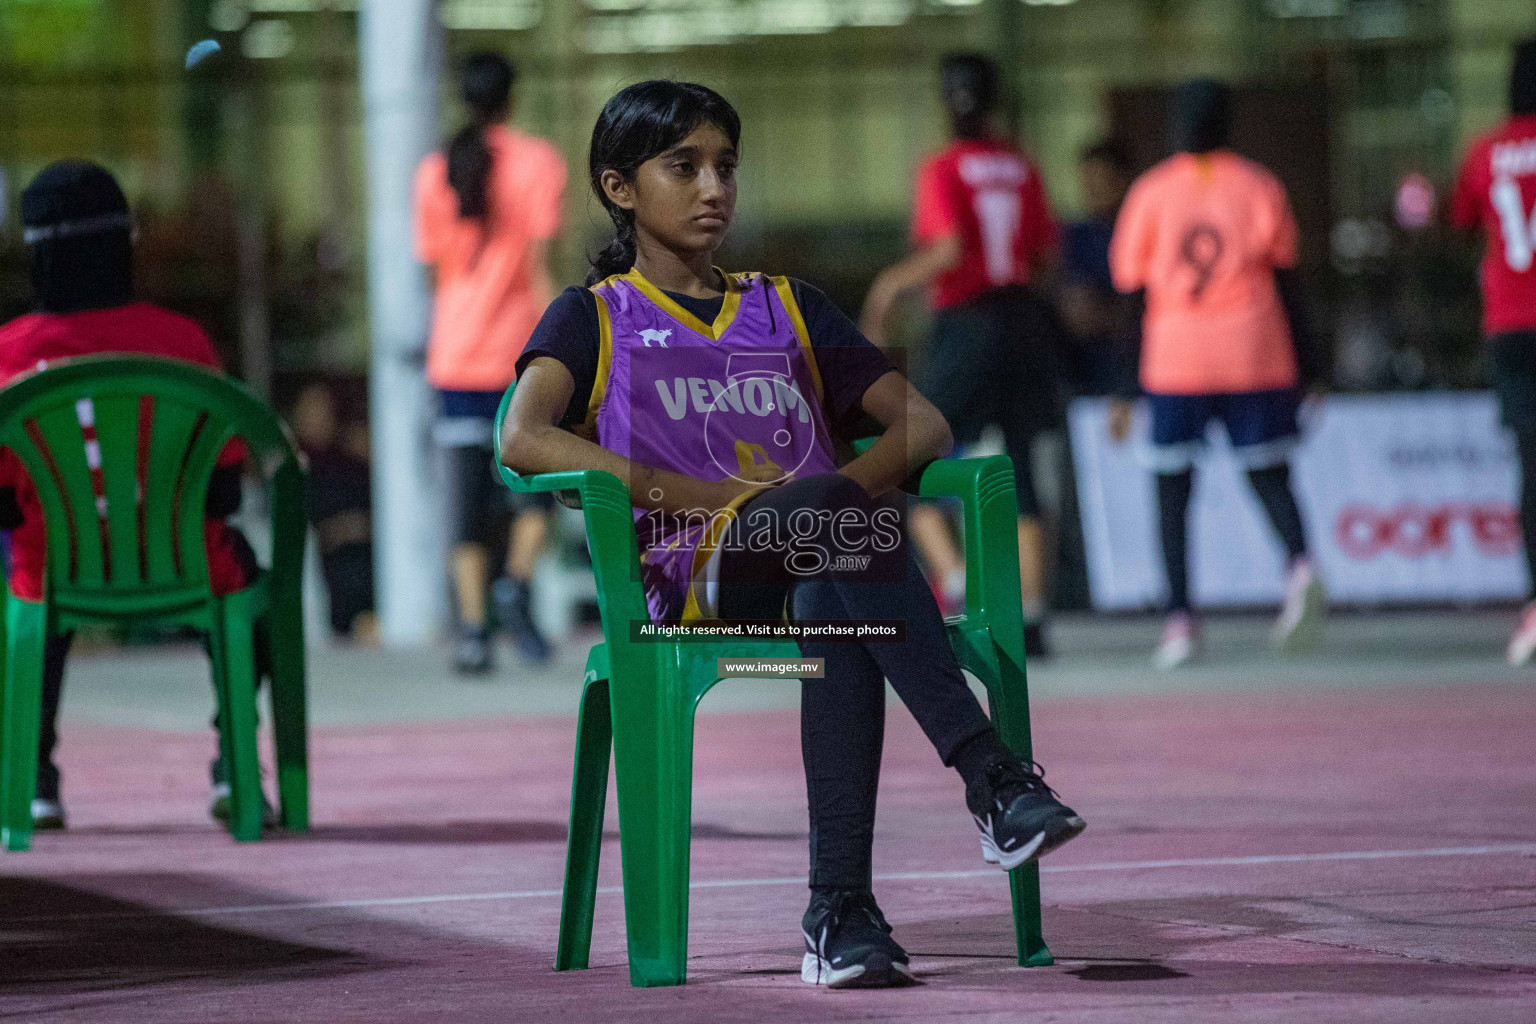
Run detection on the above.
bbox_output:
[585,80,740,286]
[444,52,514,224]
[586,208,637,285]
[447,123,494,220]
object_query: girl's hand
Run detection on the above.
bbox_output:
[840,371,952,498]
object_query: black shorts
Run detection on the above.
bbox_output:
[914,285,1064,517]
[442,441,553,548]
[1490,331,1536,439]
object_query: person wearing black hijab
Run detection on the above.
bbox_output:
[1169,78,1232,155]
[19,160,135,313]
[1108,80,1326,669]
[1451,39,1536,664]
[0,161,264,830]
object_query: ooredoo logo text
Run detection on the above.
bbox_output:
[1335,502,1518,559]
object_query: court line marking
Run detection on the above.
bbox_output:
[8,842,1534,926]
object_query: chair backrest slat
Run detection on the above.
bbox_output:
[91,393,147,585]
[171,414,233,589]
[26,404,105,588]
[140,396,204,587]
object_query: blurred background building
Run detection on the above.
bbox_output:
[1,0,1532,636]
[3,0,1526,382]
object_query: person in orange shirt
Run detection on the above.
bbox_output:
[414,52,566,674]
[1109,79,1326,669]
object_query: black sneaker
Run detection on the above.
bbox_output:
[453,625,494,675]
[493,577,550,664]
[966,759,1085,870]
[800,889,915,988]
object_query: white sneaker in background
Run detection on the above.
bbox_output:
[1153,612,1199,670]
[1507,602,1536,666]
[30,797,65,830]
[1272,558,1326,652]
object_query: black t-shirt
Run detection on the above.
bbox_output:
[516,278,894,439]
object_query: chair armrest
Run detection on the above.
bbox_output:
[916,456,997,502]
[848,438,1023,622]
[496,464,653,634]
[497,464,593,507]
[918,454,1025,630]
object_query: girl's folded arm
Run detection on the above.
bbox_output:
[838,370,953,498]
[500,356,756,515]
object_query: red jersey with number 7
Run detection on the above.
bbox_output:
[911,137,1058,309]
[1110,151,1299,396]
[1451,114,1536,335]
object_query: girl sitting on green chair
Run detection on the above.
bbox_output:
[500,81,1084,988]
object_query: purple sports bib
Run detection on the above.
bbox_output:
[587,269,838,622]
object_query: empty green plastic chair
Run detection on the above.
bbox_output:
[0,355,308,850]
[495,385,1051,987]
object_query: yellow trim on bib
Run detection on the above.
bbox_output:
[770,275,824,406]
[581,290,616,440]
[680,486,767,624]
[623,266,742,340]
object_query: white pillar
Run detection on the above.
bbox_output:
[359,0,444,645]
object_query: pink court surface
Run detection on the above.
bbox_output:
[3,612,1534,1022]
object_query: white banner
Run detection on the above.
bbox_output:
[1068,393,1526,610]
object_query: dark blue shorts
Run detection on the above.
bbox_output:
[437,388,554,525]
[1147,388,1300,472]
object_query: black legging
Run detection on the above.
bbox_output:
[1157,463,1308,613]
[716,473,997,890]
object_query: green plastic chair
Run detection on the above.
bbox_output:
[0,355,308,851]
[494,385,1050,987]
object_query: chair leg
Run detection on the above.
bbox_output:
[0,600,48,852]
[555,675,612,972]
[610,657,698,987]
[973,651,1053,967]
[1010,863,1053,966]
[210,604,264,842]
[265,599,308,832]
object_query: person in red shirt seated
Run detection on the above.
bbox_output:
[860,53,1062,658]
[1450,39,1536,665]
[0,161,262,830]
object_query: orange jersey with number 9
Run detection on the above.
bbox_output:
[1110,151,1299,395]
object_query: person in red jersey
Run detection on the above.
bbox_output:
[1451,39,1536,665]
[0,162,263,830]
[861,53,1061,657]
